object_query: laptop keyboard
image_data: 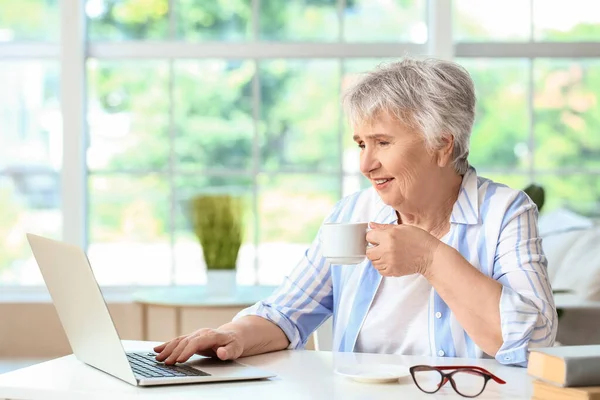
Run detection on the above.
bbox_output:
[127,353,211,379]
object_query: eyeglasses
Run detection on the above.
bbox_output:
[409,365,506,398]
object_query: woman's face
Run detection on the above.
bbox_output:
[353,112,445,211]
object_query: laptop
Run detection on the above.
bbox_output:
[26,233,276,387]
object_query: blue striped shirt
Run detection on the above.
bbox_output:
[234,167,557,366]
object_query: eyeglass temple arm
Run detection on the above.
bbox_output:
[431,366,506,384]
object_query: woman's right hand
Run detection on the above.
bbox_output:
[153,328,245,365]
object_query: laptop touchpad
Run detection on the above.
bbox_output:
[185,357,251,375]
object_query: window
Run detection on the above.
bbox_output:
[83,0,426,287]
[1,0,599,289]
[455,0,600,217]
[0,0,61,285]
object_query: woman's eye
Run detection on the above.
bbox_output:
[378,141,390,147]
[357,143,365,149]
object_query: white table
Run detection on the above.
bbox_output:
[0,341,532,400]
[0,341,533,400]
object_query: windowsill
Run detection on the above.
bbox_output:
[0,284,276,304]
[0,285,167,304]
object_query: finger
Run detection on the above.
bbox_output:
[153,342,168,353]
[164,336,193,365]
[369,222,393,230]
[378,268,392,277]
[371,261,389,275]
[371,260,386,271]
[216,347,230,360]
[366,229,384,245]
[175,331,235,363]
[215,340,243,361]
[366,245,382,261]
[175,334,222,363]
[174,337,209,363]
[155,337,184,361]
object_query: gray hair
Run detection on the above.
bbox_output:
[342,57,475,175]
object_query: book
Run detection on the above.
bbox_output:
[528,345,600,387]
[532,380,600,400]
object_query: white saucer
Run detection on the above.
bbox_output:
[334,364,411,384]
[326,256,366,265]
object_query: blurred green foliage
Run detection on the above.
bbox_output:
[0,0,59,40]
[0,185,28,269]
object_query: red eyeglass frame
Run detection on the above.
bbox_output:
[409,365,506,398]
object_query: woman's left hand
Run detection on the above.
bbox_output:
[365,222,442,277]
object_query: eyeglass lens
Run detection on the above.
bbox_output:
[413,367,487,397]
[451,370,486,397]
[412,368,443,393]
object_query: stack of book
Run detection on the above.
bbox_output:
[528,345,600,399]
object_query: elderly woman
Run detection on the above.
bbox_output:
[154,58,557,367]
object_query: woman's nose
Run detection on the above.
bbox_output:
[359,148,381,175]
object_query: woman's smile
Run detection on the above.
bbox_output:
[372,177,394,190]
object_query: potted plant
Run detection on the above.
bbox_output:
[190,194,244,297]
[523,183,545,213]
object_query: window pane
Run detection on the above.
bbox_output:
[177,0,251,41]
[259,60,340,171]
[260,59,340,171]
[343,173,370,197]
[174,60,254,171]
[534,60,600,169]
[344,0,427,43]
[0,60,61,286]
[454,0,530,42]
[87,0,169,40]
[534,0,600,41]
[88,174,170,285]
[535,174,600,216]
[173,175,255,285]
[479,173,529,192]
[459,59,530,170]
[0,61,61,169]
[257,174,339,285]
[87,60,170,171]
[259,0,337,41]
[0,175,60,285]
[0,0,59,42]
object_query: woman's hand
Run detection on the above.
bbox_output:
[365,222,442,277]
[154,328,245,365]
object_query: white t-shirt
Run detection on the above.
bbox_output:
[354,273,432,355]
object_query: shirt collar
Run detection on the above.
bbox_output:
[371,166,480,226]
[450,166,480,225]
[371,197,398,225]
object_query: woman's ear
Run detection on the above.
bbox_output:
[436,134,455,167]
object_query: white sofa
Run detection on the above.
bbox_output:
[540,208,600,301]
[539,208,600,345]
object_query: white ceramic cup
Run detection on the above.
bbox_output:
[321,222,369,265]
